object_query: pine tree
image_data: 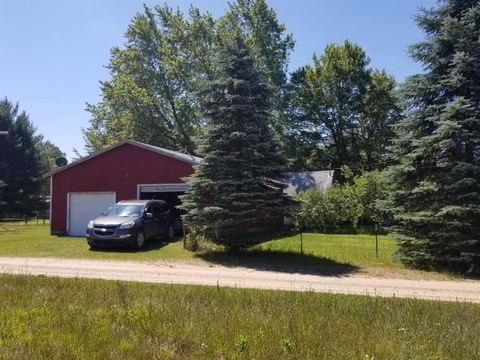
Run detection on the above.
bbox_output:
[385,0,480,272]
[0,98,42,216]
[180,35,287,248]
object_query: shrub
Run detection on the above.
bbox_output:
[295,186,361,232]
[294,170,387,232]
[354,170,388,224]
[184,227,211,252]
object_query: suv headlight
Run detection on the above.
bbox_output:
[119,221,135,229]
[87,220,94,229]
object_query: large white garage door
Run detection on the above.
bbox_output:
[68,192,115,236]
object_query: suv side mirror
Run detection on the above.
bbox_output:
[145,212,153,218]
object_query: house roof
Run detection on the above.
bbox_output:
[279,170,334,196]
[45,139,201,177]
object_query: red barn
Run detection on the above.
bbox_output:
[46,140,199,236]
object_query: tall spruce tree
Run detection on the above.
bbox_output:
[0,98,42,216]
[385,0,480,272]
[180,35,286,247]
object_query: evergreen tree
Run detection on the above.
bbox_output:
[0,98,42,216]
[180,35,287,247]
[385,0,480,272]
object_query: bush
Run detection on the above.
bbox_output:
[354,170,388,224]
[295,186,361,232]
[294,170,387,232]
[184,227,211,252]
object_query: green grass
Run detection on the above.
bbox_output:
[1,224,450,279]
[0,224,393,266]
[0,274,478,359]
[0,224,194,262]
[0,224,459,280]
[256,232,398,268]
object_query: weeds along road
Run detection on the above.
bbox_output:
[0,257,479,303]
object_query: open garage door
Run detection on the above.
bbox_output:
[68,192,115,236]
[138,184,189,232]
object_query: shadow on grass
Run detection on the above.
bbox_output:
[90,237,173,254]
[196,249,359,276]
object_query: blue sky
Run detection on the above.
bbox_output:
[1,0,437,160]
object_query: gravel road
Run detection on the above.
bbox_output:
[1,257,479,303]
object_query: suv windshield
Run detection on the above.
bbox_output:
[104,204,144,217]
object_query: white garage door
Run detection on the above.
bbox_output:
[68,192,115,236]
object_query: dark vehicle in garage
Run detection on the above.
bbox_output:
[86,199,175,250]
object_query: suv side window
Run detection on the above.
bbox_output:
[152,204,162,215]
[158,202,169,213]
[148,203,166,216]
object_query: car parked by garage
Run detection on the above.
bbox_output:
[86,199,175,250]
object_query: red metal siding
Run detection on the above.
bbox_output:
[51,143,194,234]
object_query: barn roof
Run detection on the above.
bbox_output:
[45,139,201,177]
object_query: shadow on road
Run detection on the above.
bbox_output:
[196,249,359,276]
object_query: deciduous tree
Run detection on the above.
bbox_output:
[286,41,399,173]
[83,0,293,155]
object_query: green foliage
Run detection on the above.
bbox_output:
[1,274,479,359]
[281,338,292,352]
[0,98,42,216]
[355,170,388,224]
[294,170,387,231]
[295,186,361,231]
[180,36,287,247]
[219,0,294,99]
[384,0,480,272]
[34,137,64,174]
[84,0,293,155]
[0,98,63,216]
[84,5,215,154]
[236,335,249,352]
[184,226,215,252]
[285,41,400,172]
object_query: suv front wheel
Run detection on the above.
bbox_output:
[131,230,146,250]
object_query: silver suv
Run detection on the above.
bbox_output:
[86,199,175,250]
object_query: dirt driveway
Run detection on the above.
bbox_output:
[1,257,479,303]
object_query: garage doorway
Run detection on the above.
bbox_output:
[68,192,116,236]
[138,184,189,230]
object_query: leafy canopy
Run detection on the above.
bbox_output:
[83,0,293,155]
[285,41,400,173]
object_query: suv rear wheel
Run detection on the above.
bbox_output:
[167,224,175,240]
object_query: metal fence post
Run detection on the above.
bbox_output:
[300,231,304,255]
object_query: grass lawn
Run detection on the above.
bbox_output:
[258,232,397,268]
[0,274,479,359]
[0,223,194,262]
[0,223,454,279]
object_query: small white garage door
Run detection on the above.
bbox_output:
[68,192,116,236]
